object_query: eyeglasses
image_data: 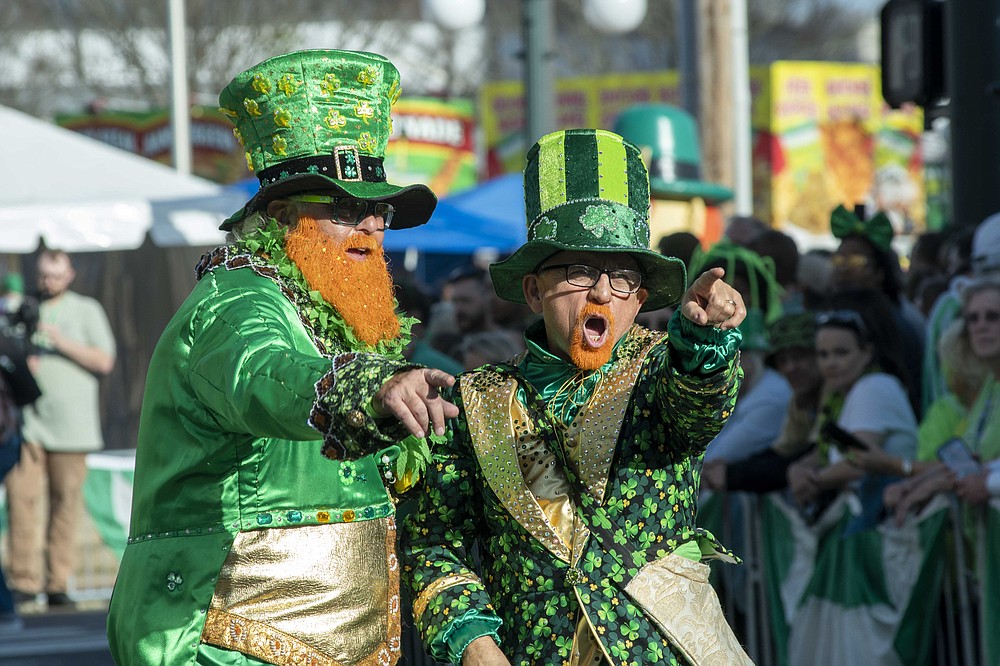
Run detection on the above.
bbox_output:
[288,194,394,229]
[964,310,1000,325]
[538,263,643,294]
[815,309,868,338]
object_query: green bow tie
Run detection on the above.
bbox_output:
[830,205,893,251]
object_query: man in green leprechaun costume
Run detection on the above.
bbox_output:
[403,129,754,665]
[106,50,458,666]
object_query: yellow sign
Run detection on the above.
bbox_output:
[479,71,681,176]
[751,61,924,239]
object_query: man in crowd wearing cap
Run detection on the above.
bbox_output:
[403,129,752,665]
[107,50,456,666]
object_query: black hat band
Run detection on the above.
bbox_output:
[258,147,387,186]
[649,157,701,182]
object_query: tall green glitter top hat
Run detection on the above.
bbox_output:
[218,49,436,230]
[613,104,733,205]
[489,129,687,312]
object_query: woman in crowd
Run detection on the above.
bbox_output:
[876,277,1000,521]
[829,206,925,414]
[786,306,919,522]
[702,310,821,493]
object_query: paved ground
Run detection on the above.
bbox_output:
[0,604,113,666]
[0,601,443,665]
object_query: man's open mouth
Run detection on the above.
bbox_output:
[582,314,609,349]
[346,246,371,260]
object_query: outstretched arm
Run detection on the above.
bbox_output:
[648,269,744,455]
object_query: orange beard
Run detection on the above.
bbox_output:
[283,217,400,346]
[569,303,616,371]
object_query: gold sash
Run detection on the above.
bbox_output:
[201,519,400,666]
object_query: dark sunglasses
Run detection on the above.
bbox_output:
[289,194,394,229]
[964,310,1000,325]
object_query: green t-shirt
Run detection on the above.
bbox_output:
[22,290,116,452]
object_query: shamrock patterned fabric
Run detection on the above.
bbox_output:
[402,325,741,665]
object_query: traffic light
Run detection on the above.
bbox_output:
[880,0,945,108]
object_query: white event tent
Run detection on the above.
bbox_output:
[0,105,244,252]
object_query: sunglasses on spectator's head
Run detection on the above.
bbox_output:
[815,309,868,340]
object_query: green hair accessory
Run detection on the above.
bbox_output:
[830,205,893,251]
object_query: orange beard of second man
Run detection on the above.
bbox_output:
[569,302,617,371]
[284,216,401,347]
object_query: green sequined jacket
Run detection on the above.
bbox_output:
[107,240,417,666]
[403,317,742,666]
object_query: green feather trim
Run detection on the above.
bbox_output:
[395,432,443,482]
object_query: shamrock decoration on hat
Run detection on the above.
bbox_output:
[218,49,437,230]
[489,128,687,312]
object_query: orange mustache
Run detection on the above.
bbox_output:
[569,302,615,371]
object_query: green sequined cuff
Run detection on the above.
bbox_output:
[312,353,419,459]
[667,310,742,375]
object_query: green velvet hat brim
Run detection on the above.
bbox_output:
[221,173,437,230]
[650,177,733,205]
[490,241,687,312]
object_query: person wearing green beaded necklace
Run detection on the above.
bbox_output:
[403,129,753,666]
[107,50,459,666]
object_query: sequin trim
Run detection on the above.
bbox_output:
[127,524,227,544]
[411,572,484,623]
[241,502,393,532]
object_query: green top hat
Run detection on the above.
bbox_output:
[767,311,817,357]
[613,104,733,205]
[490,129,687,312]
[218,49,436,230]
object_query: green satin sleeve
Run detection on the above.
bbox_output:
[185,268,412,459]
[185,272,331,440]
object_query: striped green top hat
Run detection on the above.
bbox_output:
[613,104,733,205]
[218,49,436,230]
[490,129,687,312]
